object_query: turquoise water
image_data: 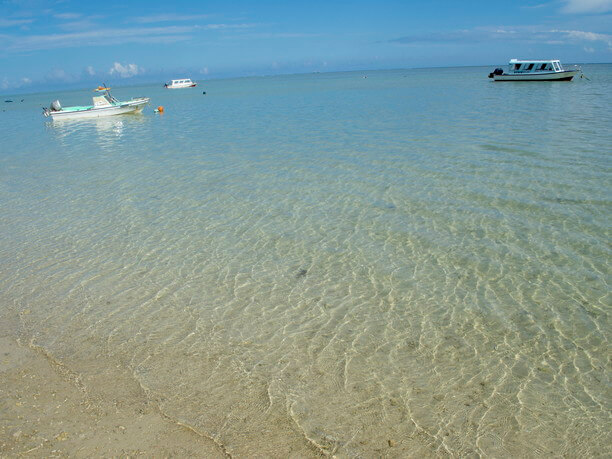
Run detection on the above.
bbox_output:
[1,66,610,456]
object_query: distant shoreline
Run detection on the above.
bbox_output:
[2,62,611,97]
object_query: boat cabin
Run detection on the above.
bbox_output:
[93,94,114,107]
[508,59,563,74]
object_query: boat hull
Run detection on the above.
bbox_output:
[493,70,578,81]
[48,98,149,120]
[166,84,197,89]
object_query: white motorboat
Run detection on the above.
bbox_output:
[43,87,149,120]
[164,78,197,89]
[488,59,581,81]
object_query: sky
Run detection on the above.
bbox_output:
[1,0,611,92]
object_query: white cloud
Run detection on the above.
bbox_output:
[522,2,553,9]
[53,13,82,20]
[47,68,70,82]
[201,23,254,30]
[0,18,34,27]
[1,19,256,54]
[58,19,99,31]
[392,26,612,51]
[1,77,9,90]
[21,77,31,84]
[86,66,95,76]
[561,0,612,13]
[554,29,612,49]
[134,13,210,23]
[584,46,595,52]
[109,62,141,78]
[4,26,197,52]
[200,67,209,75]
[232,32,321,40]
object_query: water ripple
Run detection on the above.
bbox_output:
[1,65,611,457]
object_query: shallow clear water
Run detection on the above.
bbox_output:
[1,66,610,456]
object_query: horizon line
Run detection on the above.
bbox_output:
[2,61,611,96]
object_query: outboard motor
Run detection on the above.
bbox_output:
[51,100,61,111]
[488,68,504,78]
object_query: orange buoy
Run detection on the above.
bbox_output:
[157,106,164,113]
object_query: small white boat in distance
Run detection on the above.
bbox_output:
[43,87,149,120]
[164,78,197,89]
[488,59,581,81]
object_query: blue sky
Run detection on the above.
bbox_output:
[1,0,611,92]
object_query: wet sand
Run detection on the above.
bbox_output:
[0,335,227,457]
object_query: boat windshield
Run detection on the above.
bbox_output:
[509,61,564,73]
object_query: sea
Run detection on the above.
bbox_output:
[1,65,610,457]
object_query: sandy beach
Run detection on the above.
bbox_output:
[0,333,226,457]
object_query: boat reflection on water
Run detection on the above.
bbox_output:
[46,114,146,150]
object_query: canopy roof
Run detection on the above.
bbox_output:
[509,59,560,64]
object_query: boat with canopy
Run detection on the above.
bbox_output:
[488,59,581,81]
